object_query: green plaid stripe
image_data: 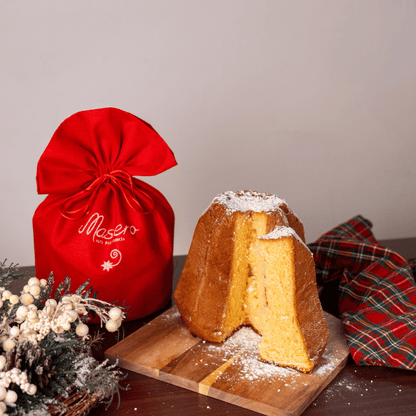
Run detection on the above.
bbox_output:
[308,215,416,370]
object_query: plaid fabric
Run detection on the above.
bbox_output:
[308,215,416,370]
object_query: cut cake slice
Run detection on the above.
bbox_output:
[249,226,328,372]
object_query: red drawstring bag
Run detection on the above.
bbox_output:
[33,108,177,321]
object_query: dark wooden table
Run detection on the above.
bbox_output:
[21,237,416,415]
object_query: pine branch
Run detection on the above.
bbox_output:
[0,259,26,286]
[1,260,129,415]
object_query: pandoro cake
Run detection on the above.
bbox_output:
[174,190,328,373]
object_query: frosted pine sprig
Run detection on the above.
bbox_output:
[0,263,128,415]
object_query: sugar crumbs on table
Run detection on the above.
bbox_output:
[205,326,301,384]
[313,349,338,375]
[159,308,180,322]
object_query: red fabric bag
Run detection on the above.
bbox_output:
[33,108,177,321]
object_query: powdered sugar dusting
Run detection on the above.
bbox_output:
[259,225,297,240]
[259,225,314,257]
[215,190,286,213]
[314,349,338,375]
[193,319,346,392]
[203,326,302,384]
[158,307,181,321]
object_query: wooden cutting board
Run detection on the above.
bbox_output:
[105,306,349,416]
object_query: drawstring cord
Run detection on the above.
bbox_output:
[60,169,154,220]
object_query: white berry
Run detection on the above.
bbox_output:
[2,290,11,301]
[5,389,18,403]
[61,322,71,331]
[29,285,41,297]
[0,356,6,371]
[9,295,19,305]
[27,384,37,395]
[105,319,119,332]
[66,310,79,323]
[16,305,29,318]
[46,299,57,308]
[109,307,123,321]
[3,339,15,352]
[28,277,40,287]
[20,293,34,306]
[9,327,20,338]
[76,323,89,337]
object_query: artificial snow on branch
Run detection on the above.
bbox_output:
[0,260,129,416]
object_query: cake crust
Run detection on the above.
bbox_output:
[292,235,329,368]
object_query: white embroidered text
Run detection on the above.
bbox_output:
[78,212,139,243]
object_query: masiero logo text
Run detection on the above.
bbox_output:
[78,212,139,244]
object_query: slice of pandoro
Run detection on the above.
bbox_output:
[249,226,329,373]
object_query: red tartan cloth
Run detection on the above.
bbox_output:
[308,215,416,370]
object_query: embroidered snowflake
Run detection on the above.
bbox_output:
[101,261,114,272]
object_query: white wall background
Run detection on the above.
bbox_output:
[1,0,416,266]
